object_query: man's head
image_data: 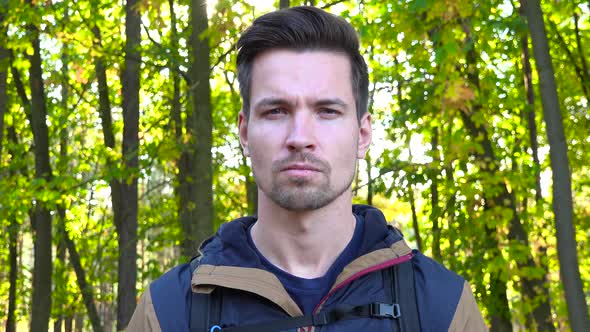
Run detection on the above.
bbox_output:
[237,7,372,212]
[237,6,369,121]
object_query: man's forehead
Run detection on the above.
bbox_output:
[250,48,351,71]
[249,50,354,100]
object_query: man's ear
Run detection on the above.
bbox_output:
[238,110,249,156]
[357,112,372,159]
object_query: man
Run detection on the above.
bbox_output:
[128,6,487,332]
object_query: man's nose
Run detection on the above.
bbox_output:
[285,110,316,152]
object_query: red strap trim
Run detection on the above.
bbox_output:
[305,252,414,332]
[312,252,414,315]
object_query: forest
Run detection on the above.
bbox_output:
[0,0,589,331]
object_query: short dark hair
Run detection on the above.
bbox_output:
[236,6,369,120]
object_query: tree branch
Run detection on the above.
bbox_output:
[321,0,347,9]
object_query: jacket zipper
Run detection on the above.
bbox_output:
[305,252,414,332]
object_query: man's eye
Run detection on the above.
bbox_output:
[319,108,340,117]
[262,108,287,118]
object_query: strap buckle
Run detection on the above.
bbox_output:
[311,312,329,326]
[370,303,401,319]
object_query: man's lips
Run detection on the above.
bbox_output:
[281,164,321,172]
[280,164,323,177]
[272,153,330,175]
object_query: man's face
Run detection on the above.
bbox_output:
[239,50,371,211]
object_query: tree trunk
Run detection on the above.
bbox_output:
[521,34,542,203]
[430,128,441,262]
[75,314,84,332]
[366,154,373,206]
[65,316,73,332]
[524,1,590,331]
[169,0,182,147]
[55,44,103,330]
[171,0,195,257]
[520,27,555,331]
[177,144,194,257]
[168,0,188,252]
[443,150,457,271]
[54,34,71,332]
[460,19,512,332]
[406,131,422,251]
[93,23,126,332]
[168,0,214,254]
[365,84,376,207]
[242,151,258,215]
[117,0,141,328]
[58,208,104,332]
[0,24,17,332]
[53,220,67,332]
[408,185,422,252]
[100,282,115,332]
[27,11,54,331]
[7,217,18,332]
[488,265,512,332]
[279,0,289,9]
[573,12,589,93]
[183,0,214,257]
[54,238,66,332]
[222,68,257,216]
[0,30,7,159]
[92,23,126,266]
[5,125,20,332]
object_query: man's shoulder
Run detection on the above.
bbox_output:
[411,251,464,284]
[411,252,468,330]
[148,263,193,331]
[128,263,193,332]
[151,262,192,288]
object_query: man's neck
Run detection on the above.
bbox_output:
[251,190,356,279]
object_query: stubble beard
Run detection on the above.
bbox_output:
[268,175,353,211]
[255,153,356,211]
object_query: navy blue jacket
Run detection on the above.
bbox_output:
[128,205,487,331]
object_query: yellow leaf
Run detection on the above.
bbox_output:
[442,79,475,111]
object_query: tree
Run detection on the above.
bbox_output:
[523,0,590,330]
[1,1,589,329]
[182,0,214,257]
[0,8,17,332]
[516,5,554,330]
[117,0,141,328]
[27,5,54,331]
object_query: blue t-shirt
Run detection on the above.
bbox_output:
[248,215,364,314]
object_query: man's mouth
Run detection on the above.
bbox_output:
[280,163,323,177]
[281,163,321,172]
[272,153,330,176]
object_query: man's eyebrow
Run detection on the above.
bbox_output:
[315,98,348,107]
[253,97,348,110]
[253,97,292,110]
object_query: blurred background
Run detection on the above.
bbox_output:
[0,0,588,331]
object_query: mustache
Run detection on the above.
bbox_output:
[272,153,331,173]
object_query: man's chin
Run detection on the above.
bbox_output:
[269,188,334,211]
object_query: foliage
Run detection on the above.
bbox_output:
[0,0,588,330]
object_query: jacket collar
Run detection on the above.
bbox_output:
[191,205,411,316]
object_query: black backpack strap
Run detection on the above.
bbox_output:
[382,264,400,331]
[387,259,421,331]
[189,257,222,332]
[221,303,401,332]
